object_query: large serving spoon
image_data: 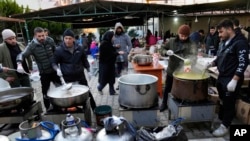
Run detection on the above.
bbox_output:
[59,76,72,90]
[8,68,30,75]
[166,50,191,65]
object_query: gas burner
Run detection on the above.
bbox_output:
[42,99,92,126]
[173,97,213,106]
[0,101,37,115]
[119,102,159,110]
[0,102,43,124]
[46,106,85,114]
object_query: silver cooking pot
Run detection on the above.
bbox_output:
[0,87,34,111]
[47,84,89,108]
[118,74,158,108]
[133,54,152,66]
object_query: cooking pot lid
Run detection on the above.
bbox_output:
[47,84,89,98]
[173,71,209,80]
[0,87,33,103]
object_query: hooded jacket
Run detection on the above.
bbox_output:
[113,22,132,62]
[213,33,249,78]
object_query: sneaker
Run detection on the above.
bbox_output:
[116,86,119,90]
[97,86,103,95]
[159,103,168,112]
[110,92,118,95]
[110,89,117,95]
[212,124,228,137]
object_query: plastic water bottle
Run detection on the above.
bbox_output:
[65,114,78,136]
[66,113,75,125]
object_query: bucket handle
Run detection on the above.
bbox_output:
[135,85,150,95]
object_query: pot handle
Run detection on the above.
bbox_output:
[135,85,150,95]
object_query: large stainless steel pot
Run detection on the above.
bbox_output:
[0,87,34,111]
[47,84,89,108]
[133,54,152,66]
[118,74,158,108]
[172,71,209,102]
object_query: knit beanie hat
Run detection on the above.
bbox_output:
[178,25,190,36]
[63,29,74,38]
[2,29,16,40]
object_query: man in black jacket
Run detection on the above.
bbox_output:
[208,19,249,137]
[51,29,96,111]
[16,27,61,110]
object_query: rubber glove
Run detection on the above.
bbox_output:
[56,68,62,76]
[227,79,238,92]
[205,62,213,70]
[166,50,174,56]
[17,63,25,73]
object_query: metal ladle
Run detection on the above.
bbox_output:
[59,76,72,90]
[167,50,191,65]
[8,68,30,75]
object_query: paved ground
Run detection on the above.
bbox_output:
[0,61,242,140]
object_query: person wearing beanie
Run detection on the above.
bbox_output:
[16,27,61,111]
[51,28,96,112]
[159,24,198,112]
[0,29,32,87]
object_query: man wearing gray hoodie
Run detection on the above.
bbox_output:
[113,22,132,77]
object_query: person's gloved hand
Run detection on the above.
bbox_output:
[17,63,25,73]
[227,79,238,92]
[205,62,213,70]
[56,68,62,76]
[166,50,174,56]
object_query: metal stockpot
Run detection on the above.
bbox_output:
[0,87,34,111]
[133,54,152,66]
[172,71,209,102]
[47,84,89,108]
[118,74,158,108]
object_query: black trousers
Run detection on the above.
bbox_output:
[40,72,61,109]
[162,74,173,104]
[216,76,243,128]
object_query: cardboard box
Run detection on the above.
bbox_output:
[236,99,250,125]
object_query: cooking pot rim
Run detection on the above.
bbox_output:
[47,84,89,98]
[118,74,158,85]
[173,71,209,80]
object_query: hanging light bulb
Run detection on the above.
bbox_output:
[195,16,198,23]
